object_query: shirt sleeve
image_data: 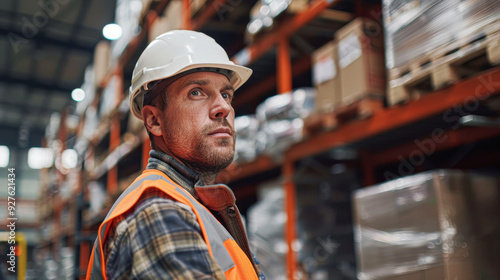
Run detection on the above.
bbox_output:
[105,196,226,280]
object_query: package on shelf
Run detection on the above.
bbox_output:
[99,75,121,118]
[148,0,182,42]
[42,258,59,280]
[40,220,55,241]
[87,181,107,216]
[383,0,500,70]
[82,105,99,140]
[44,112,61,143]
[111,0,143,59]
[59,169,80,200]
[247,178,287,280]
[93,41,111,87]
[234,115,260,164]
[353,170,500,280]
[59,247,75,280]
[336,17,386,105]
[140,0,161,20]
[76,66,97,116]
[191,0,207,16]
[245,0,310,43]
[255,88,315,158]
[294,162,359,279]
[312,40,341,114]
[256,87,315,122]
[257,118,304,158]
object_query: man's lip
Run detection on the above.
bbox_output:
[208,127,233,136]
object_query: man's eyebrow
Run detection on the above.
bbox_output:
[184,79,234,92]
[222,83,235,92]
[184,79,209,87]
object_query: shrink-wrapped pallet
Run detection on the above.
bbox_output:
[353,170,500,280]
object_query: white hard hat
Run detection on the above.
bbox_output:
[129,30,253,120]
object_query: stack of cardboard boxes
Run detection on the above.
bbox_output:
[312,18,386,115]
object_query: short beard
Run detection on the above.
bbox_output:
[181,119,235,178]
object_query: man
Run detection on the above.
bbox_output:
[87,30,263,279]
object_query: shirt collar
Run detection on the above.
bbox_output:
[146,149,205,197]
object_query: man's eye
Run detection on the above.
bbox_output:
[190,90,202,96]
[222,92,232,99]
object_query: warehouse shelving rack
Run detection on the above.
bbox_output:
[38,0,500,279]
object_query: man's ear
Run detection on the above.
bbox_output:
[142,105,163,136]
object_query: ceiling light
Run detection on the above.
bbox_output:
[103,23,123,40]
[71,88,85,102]
[27,147,54,169]
[0,145,9,168]
[61,149,78,169]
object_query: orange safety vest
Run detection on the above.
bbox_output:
[86,169,259,280]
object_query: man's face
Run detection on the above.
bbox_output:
[159,71,236,173]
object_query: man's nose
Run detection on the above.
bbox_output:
[210,93,231,119]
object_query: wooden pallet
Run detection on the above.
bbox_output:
[388,23,500,106]
[303,96,384,138]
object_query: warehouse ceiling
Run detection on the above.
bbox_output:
[0,0,116,148]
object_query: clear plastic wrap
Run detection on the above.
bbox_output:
[257,118,304,159]
[254,88,315,159]
[88,181,106,215]
[383,0,500,69]
[247,0,292,35]
[234,115,260,163]
[99,75,120,118]
[247,180,287,280]
[353,170,500,280]
[256,88,316,122]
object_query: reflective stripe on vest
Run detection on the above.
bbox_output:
[87,170,256,279]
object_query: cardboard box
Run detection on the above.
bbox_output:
[191,0,207,16]
[288,0,309,13]
[312,40,341,113]
[336,18,386,105]
[93,41,110,87]
[353,170,500,280]
[148,0,182,42]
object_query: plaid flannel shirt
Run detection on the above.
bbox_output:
[103,150,227,279]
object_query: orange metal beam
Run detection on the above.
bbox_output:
[216,156,279,183]
[277,38,293,94]
[191,0,229,31]
[108,117,121,195]
[370,127,500,167]
[232,0,338,66]
[79,241,90,280]
[283,161,298,279]
[287,67,500,162]
[233,55,311,108]
[182,0,192,29]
